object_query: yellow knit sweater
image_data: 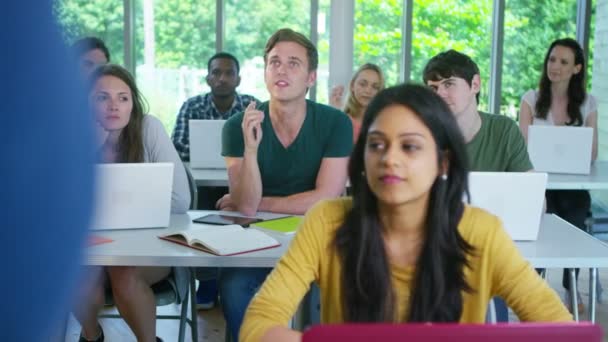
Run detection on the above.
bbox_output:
[241,198,571,341]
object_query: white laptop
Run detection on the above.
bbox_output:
[91,163,174,230]
[527,125,593,175]
[189,119,226,169]
[467,172,547,241]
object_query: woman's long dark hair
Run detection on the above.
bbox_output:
[89,64,147,163]
[535,38,586,126]
[334,83,474,322]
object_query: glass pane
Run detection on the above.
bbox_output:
[588,0,596,89]
[412,0,493,112]
[134,0,216,134]
[225,0,311,102]
[54,0,125,66]
[502,0,577,119]
[354,0,403,86]
[316,0,331,104]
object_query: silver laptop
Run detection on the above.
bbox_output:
[527,125,593,175]
[91,163,174,230]
[189,119,226,169]
[467,172,547,241]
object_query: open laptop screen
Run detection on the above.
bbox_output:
[467,172,547,241]
[91,163,174,230]
[528,125,593,175]
[189,119,226,169]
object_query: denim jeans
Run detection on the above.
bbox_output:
[219,267,273,340]
[492,297,509,322]
[219,267,321,340]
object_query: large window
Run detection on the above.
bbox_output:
[501,0,577,119]
[55,0,595,132]
[316,0,332,104]
[353,0,403,86]
[224,0,311,102]
[134,0,216,133]
[588,0,596,89]
[54,0,125,66]
[412,0,493,112]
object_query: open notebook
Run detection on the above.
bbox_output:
[158,224,280,256]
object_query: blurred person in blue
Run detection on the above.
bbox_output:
[1,2,95,341]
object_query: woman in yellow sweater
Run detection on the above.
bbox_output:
[241,84,571,342]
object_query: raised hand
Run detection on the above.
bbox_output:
[241,101,264,152]
[329,84,345,109]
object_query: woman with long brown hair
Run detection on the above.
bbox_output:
[75,64,189,342]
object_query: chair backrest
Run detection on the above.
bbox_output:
[183,163,198,210]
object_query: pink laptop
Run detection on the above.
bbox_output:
[302,323,602,342]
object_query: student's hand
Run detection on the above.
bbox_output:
[95,120,110,148]
[216,193,236,211]
[329,85,345,109]
[242,101,264,153]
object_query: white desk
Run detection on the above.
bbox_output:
[516,214,608,322]
[87,211,289,267]
[516,214,608,268]
[188,167,229,187]
[88,212,608,322]
[546,160,608,190]
[188,161,608,190]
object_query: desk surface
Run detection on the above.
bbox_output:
[546,160,608,190]
[87,212,608,269]
[188,161,608,190]
[188,166,229,187]
[87,211,290,267]
[516,214,608,268]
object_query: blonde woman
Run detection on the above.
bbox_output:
[330,63,385,142]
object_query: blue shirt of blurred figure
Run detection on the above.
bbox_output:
[1,2,95,340]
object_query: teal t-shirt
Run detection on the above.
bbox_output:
[467,112,533,172]
[222,100,353,196]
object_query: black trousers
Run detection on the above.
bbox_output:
[197,186,229,210]
[545,190,591,290]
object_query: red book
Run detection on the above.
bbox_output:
[88,235,114,246]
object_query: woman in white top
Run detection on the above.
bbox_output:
[75,64,190,342]
[518,37,598,312]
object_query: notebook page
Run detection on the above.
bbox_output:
[198,229,279,255]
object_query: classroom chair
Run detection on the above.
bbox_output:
[95,164,200,341]
[99,267,197,342]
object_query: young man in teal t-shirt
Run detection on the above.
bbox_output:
[217,28,353,340]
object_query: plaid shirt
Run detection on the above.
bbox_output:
[171,92,258,161]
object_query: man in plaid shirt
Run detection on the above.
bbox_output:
[171,52,259,161]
